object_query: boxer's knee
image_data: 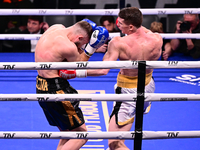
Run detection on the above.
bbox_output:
[108,140,130,150]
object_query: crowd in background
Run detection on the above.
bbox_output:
[0,0,200,60]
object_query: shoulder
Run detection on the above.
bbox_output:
[54,37,78,61]
[55,36,76,51]
[147,32,163,43]
[48,24,65,30]
[109,36,124,47]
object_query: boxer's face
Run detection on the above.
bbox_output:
[117,17,129,34]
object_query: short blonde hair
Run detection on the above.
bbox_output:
[150,21,163,33]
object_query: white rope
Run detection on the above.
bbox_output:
[0,93,199,102]
[0,130,200,139]
[0,61,200,70]
[159,33,200,39]
[0,33,121,40]
[0,34,41,40]
[0,33,200,40]
[0,8,199,16]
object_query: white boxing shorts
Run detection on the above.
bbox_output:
[110,77,155,126]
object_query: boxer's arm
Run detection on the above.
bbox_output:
[86,37,120,76]
[59,69,87,80]
[59,26,109,79]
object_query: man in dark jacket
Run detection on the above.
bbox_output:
[170,14,200,59]
[13,16,49,52]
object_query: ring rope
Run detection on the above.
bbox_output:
[1,8,199,147]
[0,61,200,70]
[0,8,199,16]
[0,93,200,102]
[0,33,121,40]
[1,33,200,40]
[0,130,200,139]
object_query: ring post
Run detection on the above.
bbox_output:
[134,61,146,150]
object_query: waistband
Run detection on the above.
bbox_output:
[117,72,153,88]
[36,75,70,92]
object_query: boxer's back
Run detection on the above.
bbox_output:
[112,27,162,76]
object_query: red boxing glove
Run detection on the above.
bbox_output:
[59,69,87,80]
[116,17,119,27]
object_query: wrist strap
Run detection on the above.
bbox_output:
[76,70,87,78]
[84,50,93,57]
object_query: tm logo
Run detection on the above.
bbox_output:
[167,132,179,138]
[40,64,52,69]
[76,62,88,68]
[76,133,88,138]
[3,65,15,69]
[40,133,52,138]
[37,97,49,101]
[3,133,15,138]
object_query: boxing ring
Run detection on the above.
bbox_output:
[0,8,200,150]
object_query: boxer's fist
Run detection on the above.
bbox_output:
[59,69,87,80]
[84,26,109,57]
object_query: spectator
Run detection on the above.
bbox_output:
[150,21,171,60]
[13,16,49,52]
[170,14,200,59]
[0,0,34,34]
[0,0,34,52]
[100,16,119,33]
[96,16,120,53]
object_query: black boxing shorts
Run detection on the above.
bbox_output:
[36,75,85,131]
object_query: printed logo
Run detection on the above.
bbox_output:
[132,61,138,66]
[76,62,88,68]
[39,10,47,14]
[36,36,40,40]
[40,64,52,69]
[158,10,166,14]
[3,65,15,69]
[40,133,52,138]
[64,98,92,101]
[0,98,22,101]
[65,10,73,15]
[184,10,193,14]
[160,98,188,101]
[131,132,135,138]
[169,74,200,86]
[168,61,178,66]
[167,132,179,138]
[76,133,88,138]
[12,9,20,14]
[5,37,24,40]
[105,11,113,15]
[131,131,143,138]
[3,133,15,138]
[37,97,49,101]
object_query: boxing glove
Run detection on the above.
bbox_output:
[116,17,119,27]
[84,26,109,57]
[59,69,87,80]
[82,18,97,31]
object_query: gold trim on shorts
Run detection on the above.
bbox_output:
[56,90,82,127]
[118,117,135,126]
[118,104,151,126]
[117,72,153,88]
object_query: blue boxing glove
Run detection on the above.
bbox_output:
[84,26,109,57]
[82,18,97,31]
